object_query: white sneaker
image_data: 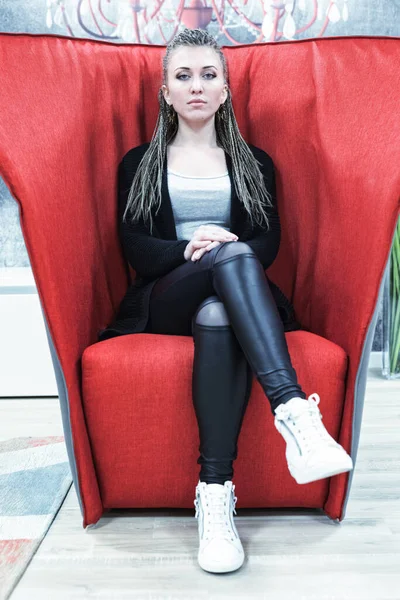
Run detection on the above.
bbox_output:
[194,480,245,573]
[274,393,353,484]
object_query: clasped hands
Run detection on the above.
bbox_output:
[184,225,239,262]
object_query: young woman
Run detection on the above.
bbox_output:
[98,28,353,574]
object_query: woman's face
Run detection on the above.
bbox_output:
[162,46,228,124]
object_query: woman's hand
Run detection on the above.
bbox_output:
[191,240,221,261]
[184,225,238,262]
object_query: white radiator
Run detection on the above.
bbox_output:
[0,267,58,397]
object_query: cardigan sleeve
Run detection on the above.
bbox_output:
[118,154,190,280]
[243,148,281,270]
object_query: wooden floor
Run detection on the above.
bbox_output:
[2,366,400,600]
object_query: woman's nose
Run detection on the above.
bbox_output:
[190,79,204,92]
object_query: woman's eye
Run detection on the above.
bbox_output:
[177,73,215,80]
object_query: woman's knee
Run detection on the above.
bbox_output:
[213,241,255,265]
[192,295,230,328]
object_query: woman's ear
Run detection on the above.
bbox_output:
[161,85,169,104]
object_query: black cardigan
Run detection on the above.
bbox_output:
[97,142,301,342]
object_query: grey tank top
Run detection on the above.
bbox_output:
[167,168,231,241]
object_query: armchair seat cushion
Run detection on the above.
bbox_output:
[81,330,348,508]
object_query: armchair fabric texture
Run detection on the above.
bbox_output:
[0,32,399,528]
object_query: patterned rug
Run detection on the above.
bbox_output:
[0,436,73,599]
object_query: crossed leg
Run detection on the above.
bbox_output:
[147,241,306,483]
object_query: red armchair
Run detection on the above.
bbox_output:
[0,33,399,527]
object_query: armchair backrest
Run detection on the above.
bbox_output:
[0,33,399,378]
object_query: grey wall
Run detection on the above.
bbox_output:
[1,0,399,350]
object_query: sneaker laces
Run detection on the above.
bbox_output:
[194,483,238,541]
[275,393,337,454]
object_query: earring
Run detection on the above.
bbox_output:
[167,103,176,126]
[218,102,228,122]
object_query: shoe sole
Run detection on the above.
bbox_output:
[198,551,245,573]
[288,455,353,484]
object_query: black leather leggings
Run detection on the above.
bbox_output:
[146,241,306,484]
